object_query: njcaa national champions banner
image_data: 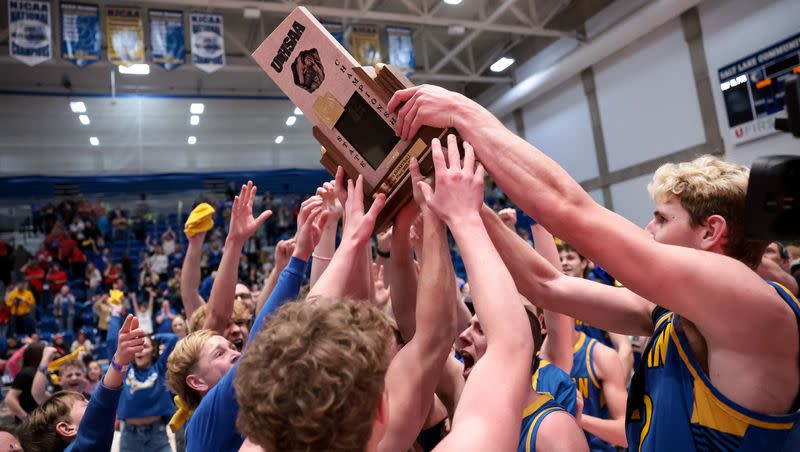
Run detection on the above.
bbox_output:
[8,0,52,66]
[190,12,225,73]
[387,27,415,74]
[149,10,185,71]
[350,24,382,66]
[106,6,144,66]
[60,2,100,68]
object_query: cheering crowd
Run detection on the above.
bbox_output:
[1,84,799,452]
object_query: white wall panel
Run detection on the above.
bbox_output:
[594,18,706,172]
[521,76,599,182]
[699,0,800,167]
[609,172,655,228]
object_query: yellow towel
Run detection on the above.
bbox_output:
[108,289,124,305]
[48,346,86,371]
[184,203,215,237]
[168,395,195,432]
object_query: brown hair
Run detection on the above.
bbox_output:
[166,329,217,410]
[59,358,85,374]
[235,298,395,452]
[525,308,544,376]
[648,155,767,269]
[188,301,252,333]
[556,242,589,278]
[17,391,86,452]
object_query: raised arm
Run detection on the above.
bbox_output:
[32,346,57,405]
[479,204,654,336]
[307,170,385,302]
[391,84,787,357]
[532,224,575,374]
[309,180,342,288]
[410,136,531,452]
[203,182,272,333]
[387,201,420,342]
[181,231,207,320]
[379,147,458,451]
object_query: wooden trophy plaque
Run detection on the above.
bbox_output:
[252,6,451,232]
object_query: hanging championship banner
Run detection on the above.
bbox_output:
[323,23,345,46]
[386,27,415,74]
[106,6,144,66]
[149,10,184,71]
[8,0,52,66]
[190,12,225,73]
[61,3,100,68]
[350,24,382,66]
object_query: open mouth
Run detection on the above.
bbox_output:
[460,350,475,379]
[232,338,244,351]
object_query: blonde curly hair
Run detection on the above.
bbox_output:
[234,298,395,452]
[648,155,766,268]
[188,300,252,333]
[166,329,217,410]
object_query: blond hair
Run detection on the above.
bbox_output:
[59,358,85,374]
[188,300,252,333]
[235,298,395,452]
[648,155,766,268]
[166,329,217,410]
[18,391,85,452]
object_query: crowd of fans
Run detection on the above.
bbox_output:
[0,84,798,452]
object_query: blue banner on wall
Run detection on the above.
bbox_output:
[149,10,184,71]
[387,27,415,73]
[190,12,225,74]
[323,23,345,47]
[60,2,100,68]
[8,0,52,66]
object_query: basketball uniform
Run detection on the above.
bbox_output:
[532,357,577,416]
[571,332,614,452]
[626,282,800,451]
[518,393,565,452]
[575,319,613,348]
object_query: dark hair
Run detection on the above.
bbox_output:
[525,308,544,376]
[17,391,86,452]
[556,242,590,278]
[22,343,45,369]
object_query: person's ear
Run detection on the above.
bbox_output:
[186,374,208,393]
[699,215,728,251]
[55,421,78,438]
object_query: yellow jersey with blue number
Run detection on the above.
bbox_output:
[572,332,614,452]
[518,392,564,452]
[626,281,800,451]
[532,357,577,416]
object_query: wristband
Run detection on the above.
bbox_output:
[376,249,390,258]
[311,253,332,261]
[110,358,128,373]
[37,365,48,375]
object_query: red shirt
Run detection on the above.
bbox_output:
[24,267,45,292]
[59,238,77,261]
[47,270,68,293]
[104,266,120,284]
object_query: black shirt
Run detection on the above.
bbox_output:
[11,367,38,415]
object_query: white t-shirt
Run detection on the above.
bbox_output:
[150,255,168,275]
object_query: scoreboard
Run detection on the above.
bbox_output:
[718,32,800,145]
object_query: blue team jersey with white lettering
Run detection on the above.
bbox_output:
[572,332,614,452]
[532,357,577,416]
[518,393,564,452]
[626,282,800,451]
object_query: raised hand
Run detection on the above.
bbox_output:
[316,180,343,221]
[274,238,296,271]
[415,134,484,225]
[371,263,390,308]
[293,196,328,261]
[114,314,146,366]
[341,174,386,246]
[497,208,518,231]
[388,84,474,141]
[41,346,58,365]
[227,181,272,245]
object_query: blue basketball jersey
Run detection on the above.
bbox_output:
[575,319,614,348]
[532,357,577,416]
[571,332,614,452]
[518,393,565,452]
[626,282,800,451]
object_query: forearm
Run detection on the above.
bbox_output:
[181,238,205,319]
[249,257,307,344]
[307,241,370,301]
[204,239,243,333]
[106,314,121,357]
[389,218,419,342]
[580,415,627,447]
[310,221,338,287]
[4,394,26,419]
[609,332,634,380]
[32,368,50,405]
[255,266,279,313]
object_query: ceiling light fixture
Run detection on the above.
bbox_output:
[190,103,204,114]
[286,116,297,126]
[190,115,200,125]
[188,136,197,145]
[490,57,515,73]
[79,115,90,125]
[275,135,284,144]
[293,107,303,115]
[443,0,463,5]
[70,101,86,113]
[118,63,150,75]
[89,137,99,146]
